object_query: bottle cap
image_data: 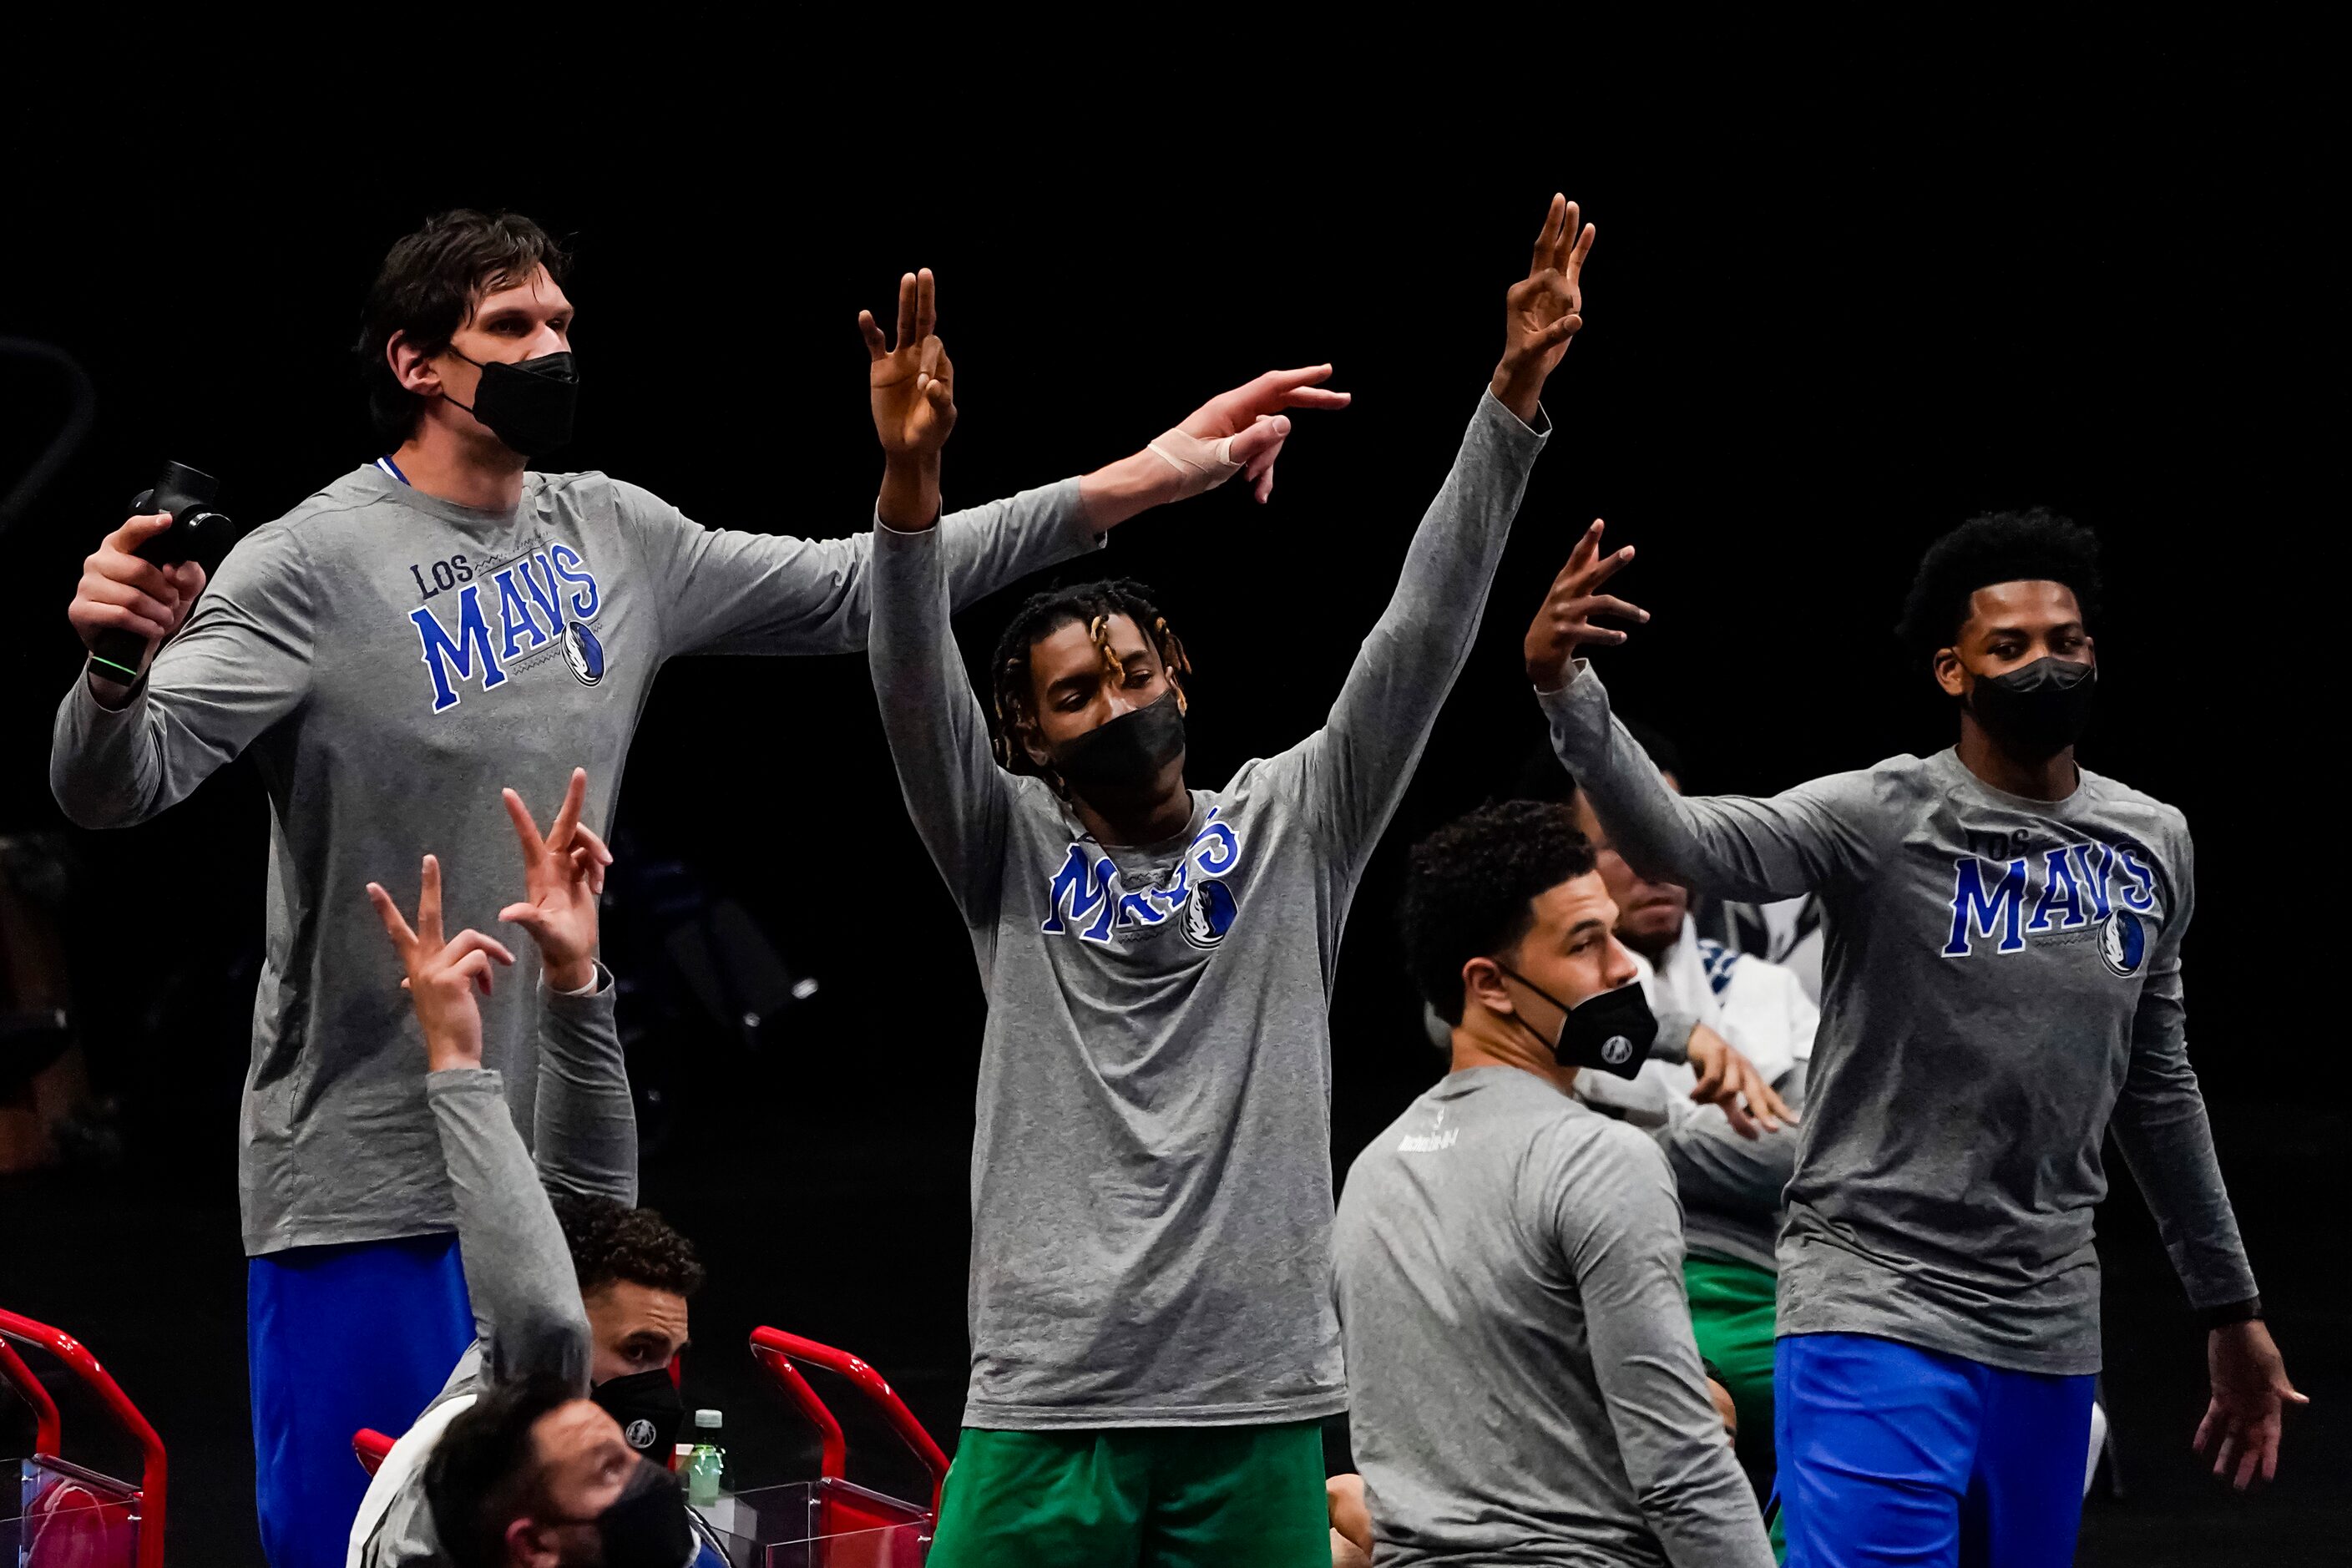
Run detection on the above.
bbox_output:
[695,1409,722,1429]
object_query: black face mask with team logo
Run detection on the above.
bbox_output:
[1493,964,1660,1081]
[593,1368,685,1457]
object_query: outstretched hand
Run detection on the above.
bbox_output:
[497,766,610,994]
[1176,366,1353,503]
[1525,519,1647,691]
[2196,1320,2306,1490]
[1491,195,1596,424]
[367,856,517,1074]
[1685,1025,1798,1140]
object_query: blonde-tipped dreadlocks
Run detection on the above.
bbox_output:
[989,579,1192,792]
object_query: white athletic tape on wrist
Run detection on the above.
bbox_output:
[1145,428,1241,495]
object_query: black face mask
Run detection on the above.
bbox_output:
[448,348,579,455]
[1050,691,1186,802]
[551,1458,693,1568]
[1494,964,1659,1081]
[592,1368,685,1459]
[1965,655,2096,759]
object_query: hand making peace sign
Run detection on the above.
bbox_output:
[1525,518,1649,692]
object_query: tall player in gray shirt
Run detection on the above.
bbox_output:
[867,197,1591,1566]
[51,209,1343,1565]
[1334,802,1772,1568]
[1527,508,2304,1565]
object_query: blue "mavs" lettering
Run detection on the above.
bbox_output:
[409,544,605,713]
[1945,856,2028,955]
[1040,844,1120,941]
[1945,836,2164,960]
[411,585,509,713]
[1039,811,1247,945]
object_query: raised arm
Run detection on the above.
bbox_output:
[2102,841,2304,1490]
[646,270,1345,659]
[497,770,635,1206]
[1528,538,1879,900]
[51,521,311,828]
[1282,195,1588,869]
[367,857,590,1390]
[1557,1130,1774,1567]
[868,498,1025,927]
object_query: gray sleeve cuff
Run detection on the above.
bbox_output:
[1647,1009,1699,1065]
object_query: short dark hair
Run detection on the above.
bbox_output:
[425,1373,574,1568]
[1894,508,2103,670]
[1400,801,1598,1026]
[550,1194,706,1299]
[986,579,1191,792]
[355,210,570,447]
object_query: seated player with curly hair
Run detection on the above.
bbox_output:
[1333,800,1771,1566]
[1527,507,2304,1565]
[346,769,716,1567]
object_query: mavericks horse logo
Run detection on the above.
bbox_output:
[2100,910,2147,977]
[564,620,606,686]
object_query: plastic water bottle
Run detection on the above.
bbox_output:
[685,1409,726,1505]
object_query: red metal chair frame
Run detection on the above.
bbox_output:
[749,1327,951,1517]
[0,1306,169,1568]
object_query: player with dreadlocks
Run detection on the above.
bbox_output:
[1528,506,2304,1565]
[866,195,1591,1566]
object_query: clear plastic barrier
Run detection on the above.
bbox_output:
[3,1457,144,1568]
[697,1479,929,1568]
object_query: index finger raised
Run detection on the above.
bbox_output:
[503,787,548,863]
[366,882,417,953]
[417,855,446,948]
[545,768,588,853]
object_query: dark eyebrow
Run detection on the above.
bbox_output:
[1565,918,1608,939]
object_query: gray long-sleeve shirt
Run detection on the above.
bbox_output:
[50,465,1095,1256]
[1333,1067,1773,1568]
[354,969,630,1567]
[869,392,1546,1428]
[1543,665,2256,1374]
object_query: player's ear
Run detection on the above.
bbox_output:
[389,330,443,397]
[1461,956,1515,1019]
[1019,718,1054,771]
[1931,645,1968,698]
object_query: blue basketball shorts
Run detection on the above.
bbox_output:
[248,1232,474,1568]
[1775,1332,2096,1568]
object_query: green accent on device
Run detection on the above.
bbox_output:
[89,654,143,683]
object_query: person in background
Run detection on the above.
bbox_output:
[349,768,720,1567]
[1528,508,2301,1565]
[1333,801,1772,1566]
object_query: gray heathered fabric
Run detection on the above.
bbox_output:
[357,969,635,1566]
[1667,1061,1807,1273]
[1333,1067,1773,1568]
[870,393,1547,1428]
[1542,665,2257,1374]
[50,466,1094,1255]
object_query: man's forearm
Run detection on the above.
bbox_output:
[878,453,941,532]
[1077,448,1188,534]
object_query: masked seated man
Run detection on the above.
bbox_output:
[1332,802,1773,1567]
[347,770,717,1568]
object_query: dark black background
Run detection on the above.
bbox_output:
[3,37,2338,1564]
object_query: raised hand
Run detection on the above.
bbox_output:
[367,855,517,1073]
[1685,1024,1798,1140]
[1173,366,1353,504]
[70,511,208,698]
[2195,1320,2306,1490]
[496,766,609,994]
[1525,519,1648,691]
[1491,194,1596,425]
[860,268,957,464]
